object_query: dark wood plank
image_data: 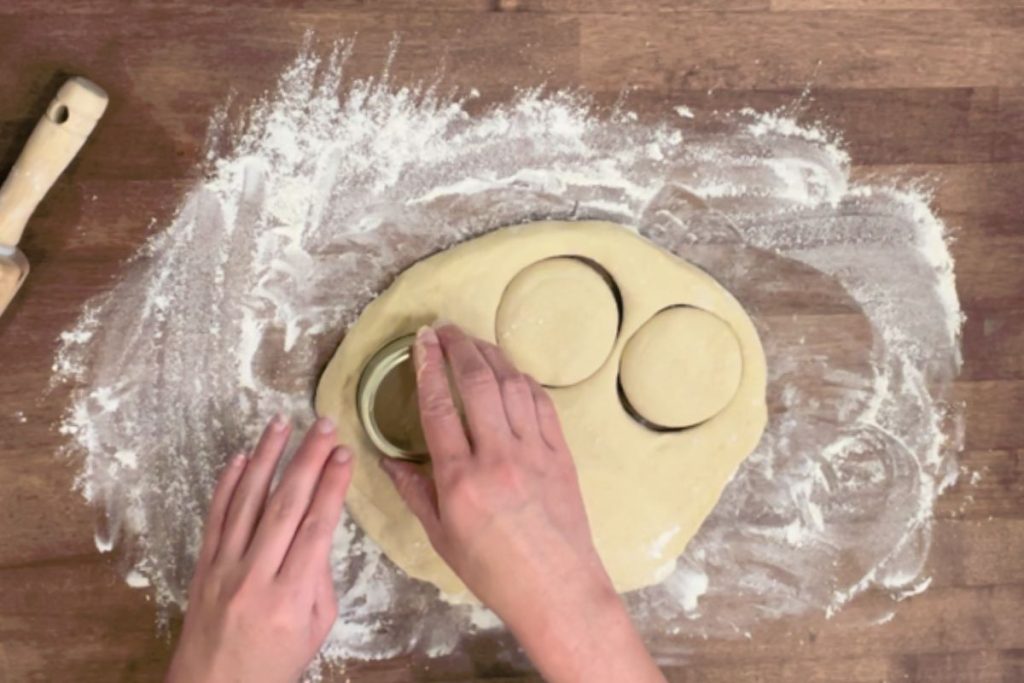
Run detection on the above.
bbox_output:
[0,10,583,129]
[773,0,1024,10]
[963,313,1024,381]
[936,450,1024,521]
[956,381,1024,451]
[0,0,772,12]
[870,162,1024,220]
[952,237,1024,311]
[622,88,1024,165]
[579,11,1024,90]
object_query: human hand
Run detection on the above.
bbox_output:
[380,325,665,683]
[166,416,353,683]
[380,324,604,620]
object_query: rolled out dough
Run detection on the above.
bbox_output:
[315,221,767,603]
[619,306,743,428]
[495,257,619,387]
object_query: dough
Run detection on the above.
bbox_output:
[495,257,619,387]
[316,221,767,602]
[619,307,743,428]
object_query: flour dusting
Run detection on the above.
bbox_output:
[55,42,962,668]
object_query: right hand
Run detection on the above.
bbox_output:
[380,324,666,683]
[379,324,608,619]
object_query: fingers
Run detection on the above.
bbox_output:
[218,415,293,562]
[379,458,445,548]
[246,418,339,573]
[474,339,517,381]
[313,566,339,641]
[476,341,540,440]
[414,326,471,465]
[435,325,511,446]
[195,453,247,573]
[278,446,353,584]
[527,377,570,451]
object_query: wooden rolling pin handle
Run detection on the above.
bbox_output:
[0,77,109,247]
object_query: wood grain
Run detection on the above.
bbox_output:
[0,1,1021,682]
[579,11,1024,90]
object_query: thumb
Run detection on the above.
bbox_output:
[379,458,445,548]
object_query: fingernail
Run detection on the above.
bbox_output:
[432,317,454,329]
[414,327,437,373]
[417,325,438,345]
[231,453,246,467]
[270,413,289,431]
[377,456,395,474]
[316,417,336,434]
[332,446,352,464]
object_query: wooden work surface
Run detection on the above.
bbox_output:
[1,1,1022,681]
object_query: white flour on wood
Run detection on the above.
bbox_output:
[54,42,963,667]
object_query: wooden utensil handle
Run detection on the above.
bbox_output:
[0,77,108,247]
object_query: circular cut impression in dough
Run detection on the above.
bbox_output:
[496,257,619,387]
[619,307,743,429]
[315,221,767,603]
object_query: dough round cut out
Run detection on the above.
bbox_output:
[316,221,767,603]
[495,257,619,387]
[620,307,743,429]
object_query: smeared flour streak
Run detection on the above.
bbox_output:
[54,41,962,671]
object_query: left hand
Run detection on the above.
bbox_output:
[166,415,353,683]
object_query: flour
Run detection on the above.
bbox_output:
[54,42,962,669]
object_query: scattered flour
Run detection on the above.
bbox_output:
[54,41,962,669]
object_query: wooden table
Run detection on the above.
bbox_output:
[1,1,1021,681]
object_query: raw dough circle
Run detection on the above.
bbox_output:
[495,257,618,386]
[619,307,743,429]
[316,221,767,603]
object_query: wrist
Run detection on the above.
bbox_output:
[503,568,665,683]
[504,569,618,644]
[165,639,232,683]
[470,524,613,632]
[506,569,620,667]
